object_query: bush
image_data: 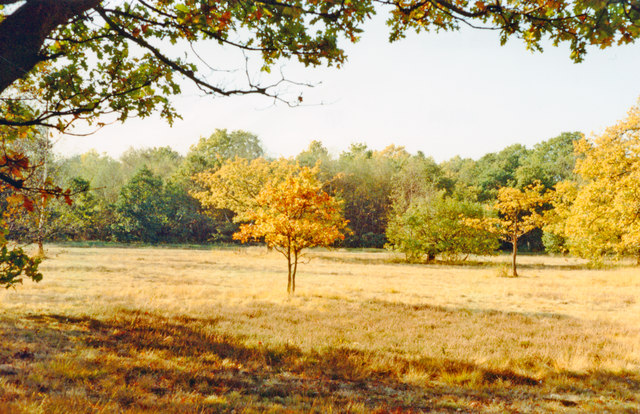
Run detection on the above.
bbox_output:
[386,192,498,262]
[542,231,567,254]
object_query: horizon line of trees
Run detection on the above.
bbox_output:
[2,127,577,250]
[4,100,640,269]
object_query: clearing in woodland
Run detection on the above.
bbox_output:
[0,246,638,413]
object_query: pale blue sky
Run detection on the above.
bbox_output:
[54,13,640,162]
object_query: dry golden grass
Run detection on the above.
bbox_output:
[0,245,638,413]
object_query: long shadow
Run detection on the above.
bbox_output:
[366,298,579,321]
[0,310,638,413]
[298,251,634,272]
[513,262,598,271]
[448,261,594,272]
[356,252,604,271]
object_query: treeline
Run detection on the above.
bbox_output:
[3,128,580,252]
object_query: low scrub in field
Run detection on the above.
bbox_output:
[0,246,638,413]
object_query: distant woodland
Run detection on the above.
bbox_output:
[3,102,640,267]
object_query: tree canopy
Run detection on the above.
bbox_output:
[386,190,498,263]
[549,102,640,264]
[178,129,264,180]
[0,0,373,138]
[1,0,638,137]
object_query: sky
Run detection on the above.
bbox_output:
[54,12,640,162]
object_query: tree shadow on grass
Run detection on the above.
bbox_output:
[378,256,597,272]
[0,311,638,413]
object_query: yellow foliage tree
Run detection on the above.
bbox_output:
[194,159,348,294]
[191,157,300,238]
[542,180,578,254]
[192,158,297,216]
[552,102,640,264]
[467,182,548,276]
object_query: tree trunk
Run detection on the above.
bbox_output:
[286,255,292,294]
[0,0,101,94]
[35,136,49,258]
[291,250,298,294]
[512,237,518,277]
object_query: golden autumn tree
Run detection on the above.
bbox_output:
[551,102,640,264]
[467,182,548,276]
[542,180,578,255]
[194,159,348,294]
[193,158,298,218]
[236,169,348,294]
[192,157,301,239]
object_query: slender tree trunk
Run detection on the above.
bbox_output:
[287,257,292,294]
[512,236,518,277]
[286,242,292,294]
[291,250,298,294]
[35,137,49,258]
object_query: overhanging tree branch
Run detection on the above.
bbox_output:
[0,0,100,93]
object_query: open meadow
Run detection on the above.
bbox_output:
[0,246,639,413]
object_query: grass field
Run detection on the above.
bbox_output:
[0,246,639,413]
